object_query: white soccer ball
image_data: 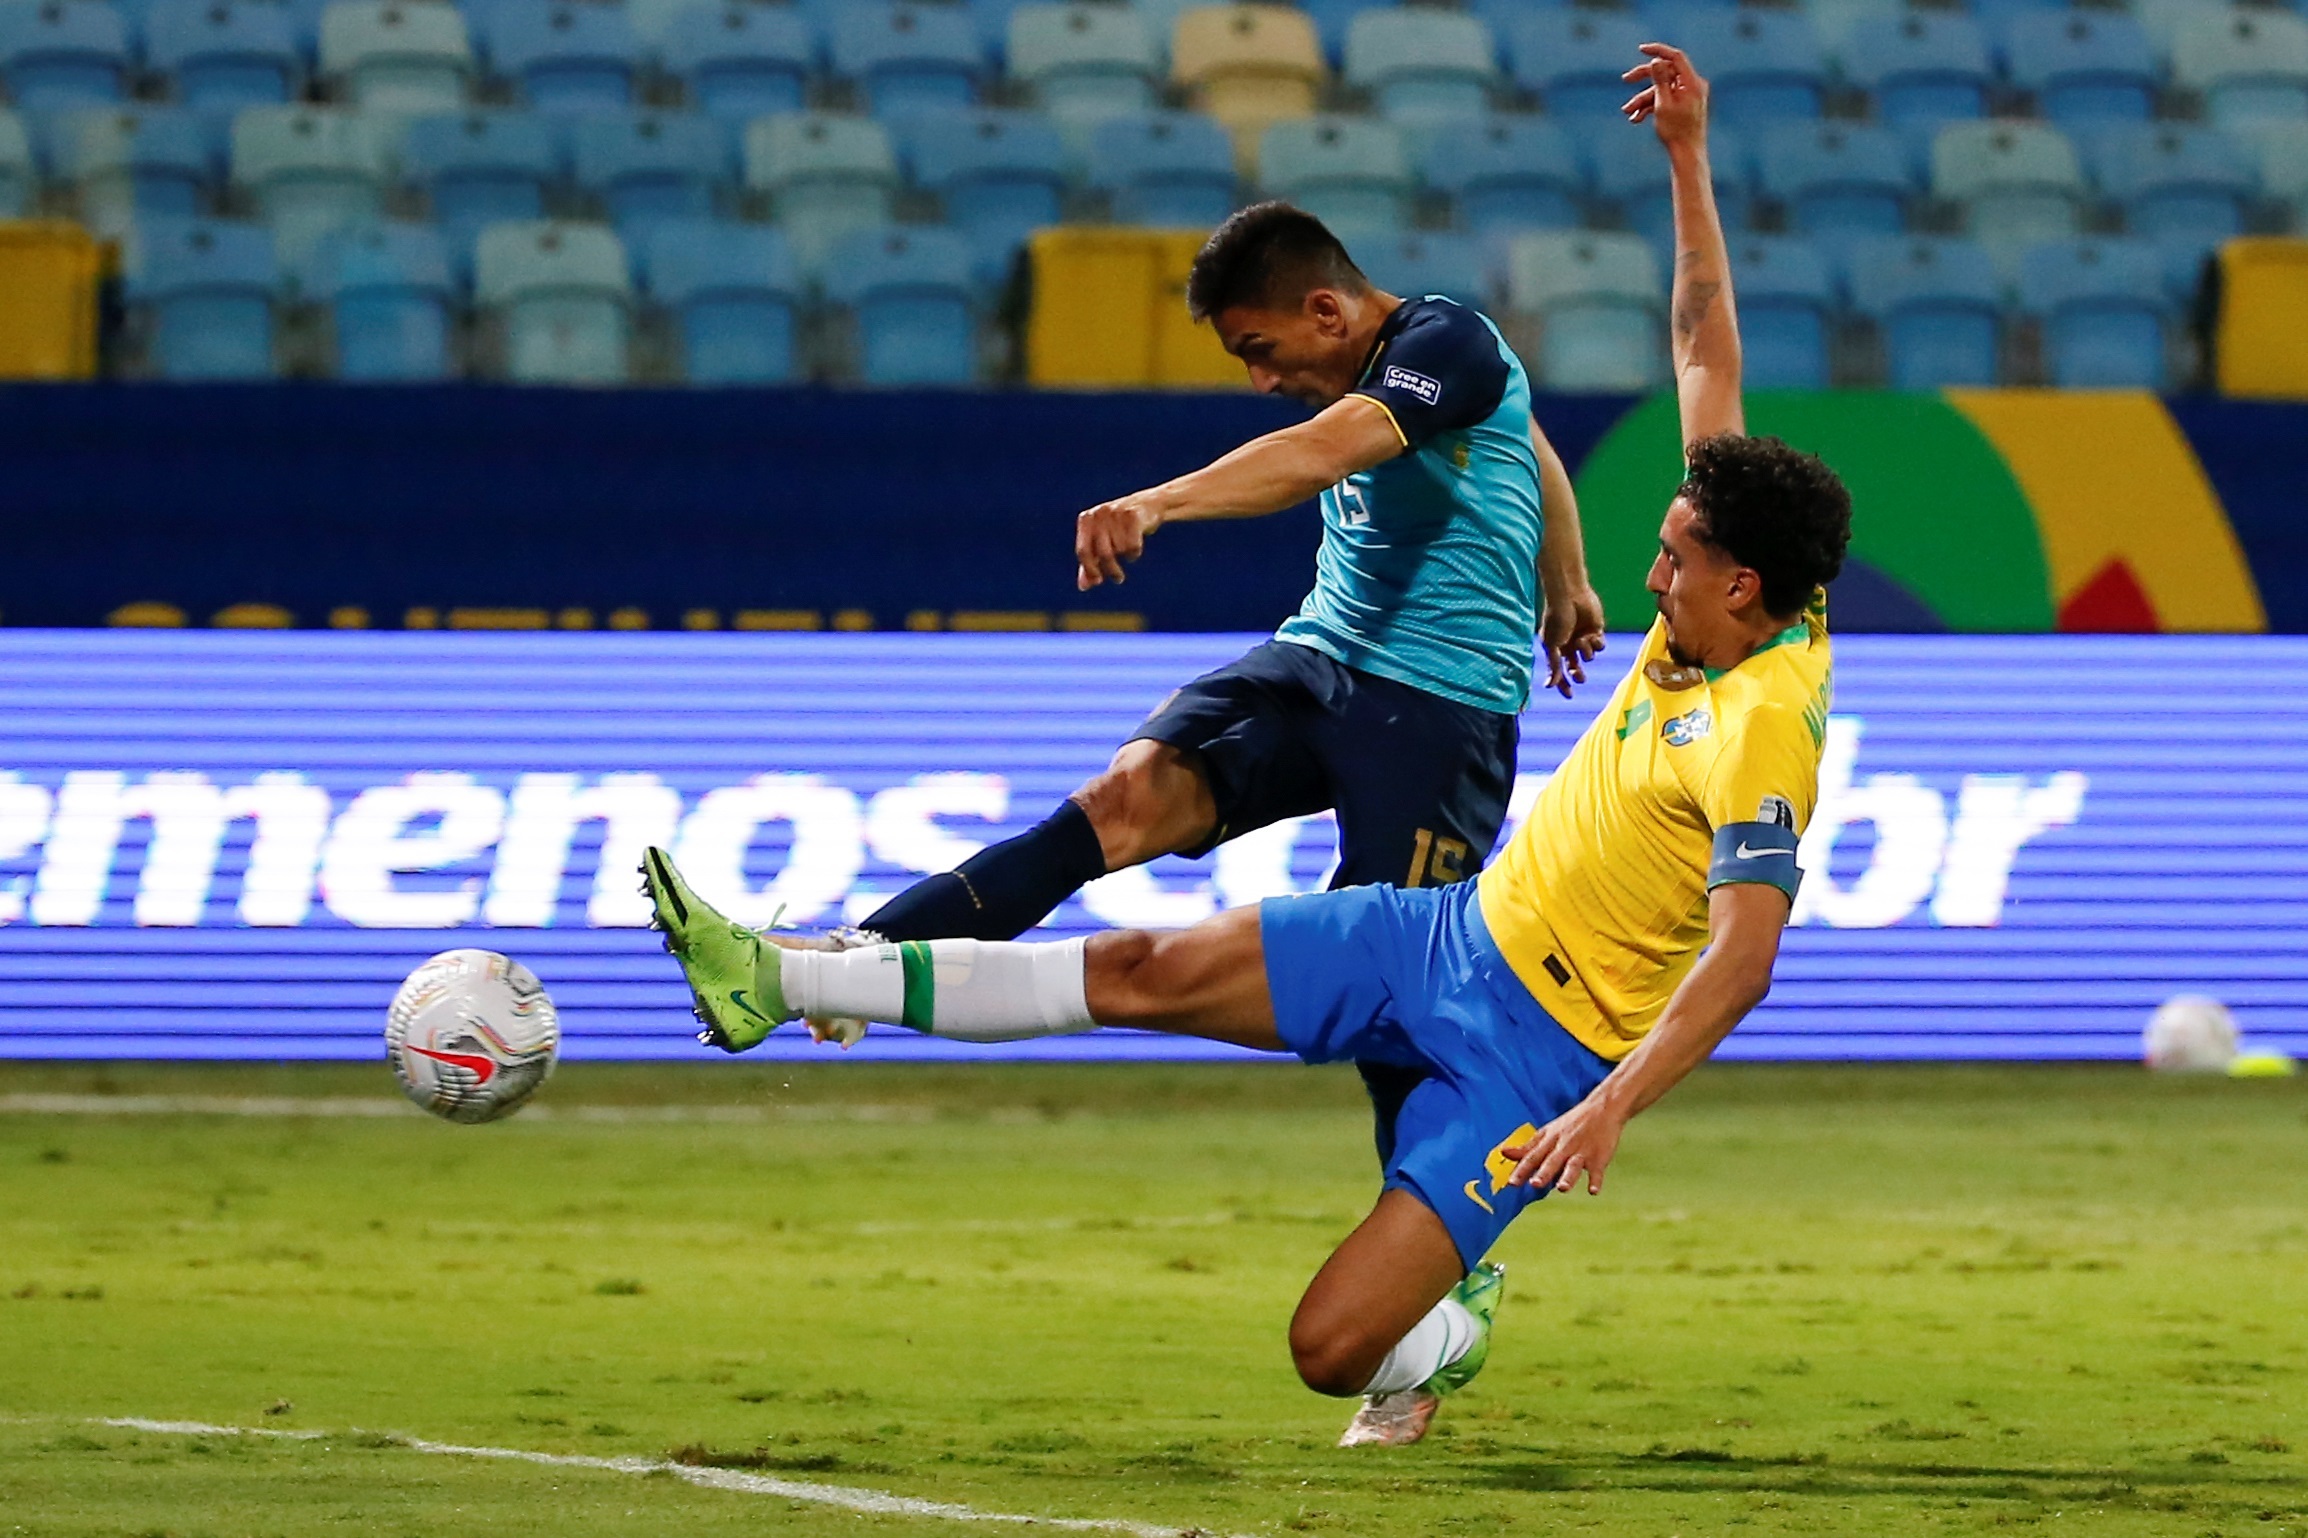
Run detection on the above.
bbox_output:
[385,949,559,1123]
[2142,994,2239,1074]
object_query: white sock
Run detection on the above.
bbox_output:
[781,938,1095,1043]
[1359,1296,1478,1397]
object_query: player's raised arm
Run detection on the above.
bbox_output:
[1623,43,1744,447]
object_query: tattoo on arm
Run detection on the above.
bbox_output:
[1674,279,1722,343]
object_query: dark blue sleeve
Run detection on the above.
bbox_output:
[1349,301,1512,449]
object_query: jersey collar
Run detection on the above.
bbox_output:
[1701,619,1811,682]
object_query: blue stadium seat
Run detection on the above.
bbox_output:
[1296,0,1363,68]
[319,0,473,112]
[2083,122,2259,240]
[1258,114,1410,235]
[126,216,278,379]
[1087,109,1235,228]
[231,103,389,267]
[65,106,211,237]
[2003,11,2159,126]
[145,0,301,112]
[903,106,1067,283]
[1500,8,1646,124]
[1587,122,1751,263]
[1351,229,1489,310]
[1757,121,1913,244]
[1006,2,1156,124]
[1932,119,2085,251]
[744,111,898,273]
[0,0,129,111]
[2239,117,2308,224]
[1725,233,1833,389]
[662,2,814,123]
[571,111,727,238]
[487,0,643,112]
[1344,6,1497,126]
[824,224,978,385]
[2016,236,2168,387]
[0,108,30,215]
[1673,10,1826,129]
[1505,230,1666,392]
[2173,6,2308,126]
[474,218,632,384]
[402,110,560,271]
[829,0,982,114]
[641,219,804,384]
[307,220,454,380]
[1421,115,1583,236]
[1847,234,2003,387]
[1846,11,1993,132]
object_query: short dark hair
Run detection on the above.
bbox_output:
[1679,433,1852,619]
[1185,201,1369,322]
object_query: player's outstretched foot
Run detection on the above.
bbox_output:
[1337,1389,1439,1447]
[1335,1262,1506,1448]
[640,847,792,1053]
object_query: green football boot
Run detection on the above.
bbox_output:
[1421,1260,1505,1397]
[640,846,793,1053]
[1337,1262,1506,1447]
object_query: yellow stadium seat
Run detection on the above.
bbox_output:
[1025,226,1243,388]
[1171,4,1325,176]
[2215,237,2308,399]
[0,221,103,379]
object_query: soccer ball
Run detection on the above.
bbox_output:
[385,949,559,1123]
[2142,994,2239,1074]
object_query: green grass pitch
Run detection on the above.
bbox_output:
[1,1059,2303,1537]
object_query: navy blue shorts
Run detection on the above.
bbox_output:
[1261,880,1613,1271]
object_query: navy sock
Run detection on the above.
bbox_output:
[862,800,1109,942]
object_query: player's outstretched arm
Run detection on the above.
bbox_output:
[1075,395,1401,589]
[1502,882,1788,1194]
[1532,418,1606,698]
[1623,43,1744,448]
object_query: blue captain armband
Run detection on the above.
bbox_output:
[1708,821,1803,901]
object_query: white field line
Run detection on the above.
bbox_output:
[0,1094,931,1123]
[100,1418,1228,1538]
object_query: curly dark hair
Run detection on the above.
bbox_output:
[1679,433,1852,619]
[1185,201,1369,321]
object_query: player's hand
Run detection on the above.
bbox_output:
[1621,42,1710,149]
[1541,585,1607,699]
[1503,1094,1628,1196]
[1075,495,1163,590]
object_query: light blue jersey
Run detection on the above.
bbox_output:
[1275,296,1544,715]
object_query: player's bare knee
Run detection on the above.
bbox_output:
[1288,1316,1376,1398]
[1083,930,1162,1025]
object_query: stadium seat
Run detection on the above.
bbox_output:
[473,218,632,384]
[145,0,301,112]
[1505,230,1665,392]
[745,111,898,277]
[1805,0,1901,57]
[1672,10,1826,129]
[1588,122,1751,263]
[1757,121,1912,245]
[1006,3,1157,125]
[1847,234,2002,387]
[1932,120,2085,251]
[1343,6,1497,126]
[1500,9,1647,124]
[1351,229,1489,311]
[641,219,803,384]
[2016,236,2168,387]
[2173,6,2308,126]
[125,216,278,379]
[2084,122,2259,240]
[1294,0,1360,67]
[65,106,212,238]
[1420,115,1583,236]
[0,0,129,111]
[306,220,454,380]
[2237,118,2308,225]
[903,106,1067,283]
[1725,233,1833,389]
[487,1,643,112]
[1087,109,1235,228]
[824,224,978,385]
[1845,11,1993,132]
[402,110,560,270]
[1171,4,1326,171]
[231,104,389,267]
[571,111,726,238]
[661,3,813,122]
[829,0,982,114]
[2003,11,2159,126]
[0,109,29,216]
[1257,114,1410,235]
[319,0,472,112]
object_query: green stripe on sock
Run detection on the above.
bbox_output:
[899,942,935,1033]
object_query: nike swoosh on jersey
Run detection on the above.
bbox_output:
[1735,843,1794,860]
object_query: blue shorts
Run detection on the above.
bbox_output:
[1261,880,1612,1270]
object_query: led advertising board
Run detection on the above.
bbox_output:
[0,633,2300,1063]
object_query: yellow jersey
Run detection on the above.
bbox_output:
[1476,596,1833,1060]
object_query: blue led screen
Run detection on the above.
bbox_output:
[0,631,2301,1063]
